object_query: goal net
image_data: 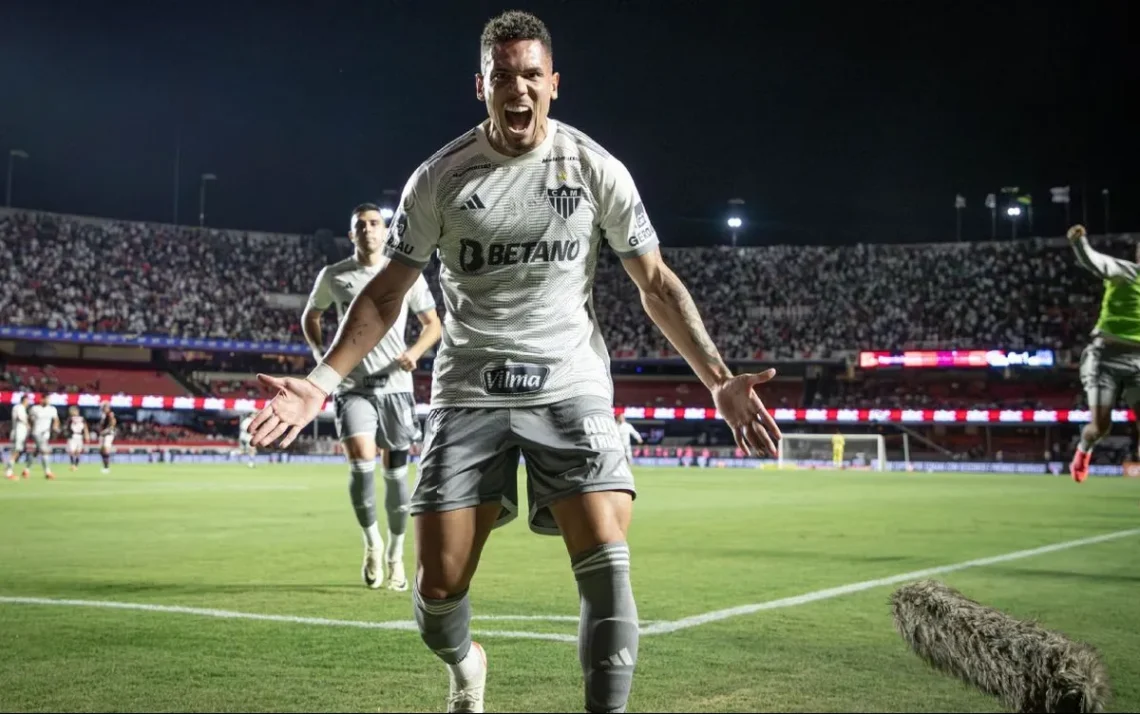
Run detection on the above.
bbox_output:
[776,433,887,471]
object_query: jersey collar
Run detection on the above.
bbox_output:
[475,118,558,165]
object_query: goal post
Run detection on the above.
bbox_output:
[776,433,887,471]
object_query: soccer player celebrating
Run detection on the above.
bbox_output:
[1068,223,1140,483]
[302,203,442,591]
[5,394,31,480]
[29,394,60,480]
[65,406,90,471]
[249,11,781,713]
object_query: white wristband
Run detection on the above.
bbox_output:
[306,362,343,396]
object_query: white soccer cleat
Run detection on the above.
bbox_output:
[385,559,408,591]
[447,642,486,713]
[362,545,384,589]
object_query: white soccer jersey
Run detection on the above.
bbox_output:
[307,256,436,395]
[11,403,29,437]
[29,404,58,437]
[239,415,254,442]
[617,421,642,446]
[384,119,659,408]
[68,415,86,437]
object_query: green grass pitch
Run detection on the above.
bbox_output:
[1,463,1138,712]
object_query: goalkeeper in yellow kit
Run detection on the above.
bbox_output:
[1069,224,1140,483]
[831,431,845,469]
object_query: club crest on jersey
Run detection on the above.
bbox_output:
[546,184,583,220]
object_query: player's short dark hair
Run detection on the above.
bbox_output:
[351,202,381,219]
[480,10,553,67]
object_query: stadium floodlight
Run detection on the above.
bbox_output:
[726,197,746,247]
[6,149,29,208]
[380,207,395,221]
[1006,206,1021,217]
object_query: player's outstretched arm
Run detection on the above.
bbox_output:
[621,248,782,456]
[1069,224,1139,281]
[249,260,423,448]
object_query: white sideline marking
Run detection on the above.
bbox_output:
[0,484,309,499]
[2,529,1135,643]
[640,527,1140,635]
[0,597,580,643]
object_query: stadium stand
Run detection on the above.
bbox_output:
[0,208,1118,358]
[2,207,1134,465]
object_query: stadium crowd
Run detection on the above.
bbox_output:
[0,209,1111,358]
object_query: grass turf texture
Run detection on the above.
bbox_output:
[1,463,1137,712]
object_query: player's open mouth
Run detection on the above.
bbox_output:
[504,106,533,135]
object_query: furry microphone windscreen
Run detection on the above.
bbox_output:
[890,580,1111,714]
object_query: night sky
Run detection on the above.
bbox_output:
[0,0,1135,247]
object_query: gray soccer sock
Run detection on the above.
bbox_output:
[383,465,410,536]
[39,453,49,471]
[348,459,377,529]
[413,586,473,665]
[573,541,638,714]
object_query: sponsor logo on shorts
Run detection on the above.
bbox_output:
[583,415,621,451]
[481,365,549,395]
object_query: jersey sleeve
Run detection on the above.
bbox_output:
[1073,236,1139,282]
[407,275,437,315]
[595,155,659,259]
[305,266,333,312]
[383,163,440,270]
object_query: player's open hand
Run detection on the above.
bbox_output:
[248,374,326,449]
[711,368,783,457]
[1067,224,1087,242]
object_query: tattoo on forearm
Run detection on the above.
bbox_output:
[661,277,729,373]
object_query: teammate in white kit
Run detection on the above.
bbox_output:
[249,11,782,713]
[65,406,90,471]
[615,413,643,467]
[29,394,60,480]
[302,202,442,591]
[237,413,257,468]
[5,394,32,480]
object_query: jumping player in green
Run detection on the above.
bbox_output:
[1069,223,1140,483]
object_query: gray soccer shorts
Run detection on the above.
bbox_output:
[1079,337,1140,408]
[411,395,635,536]
[32,433,51,455]
[333,391,421,451]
